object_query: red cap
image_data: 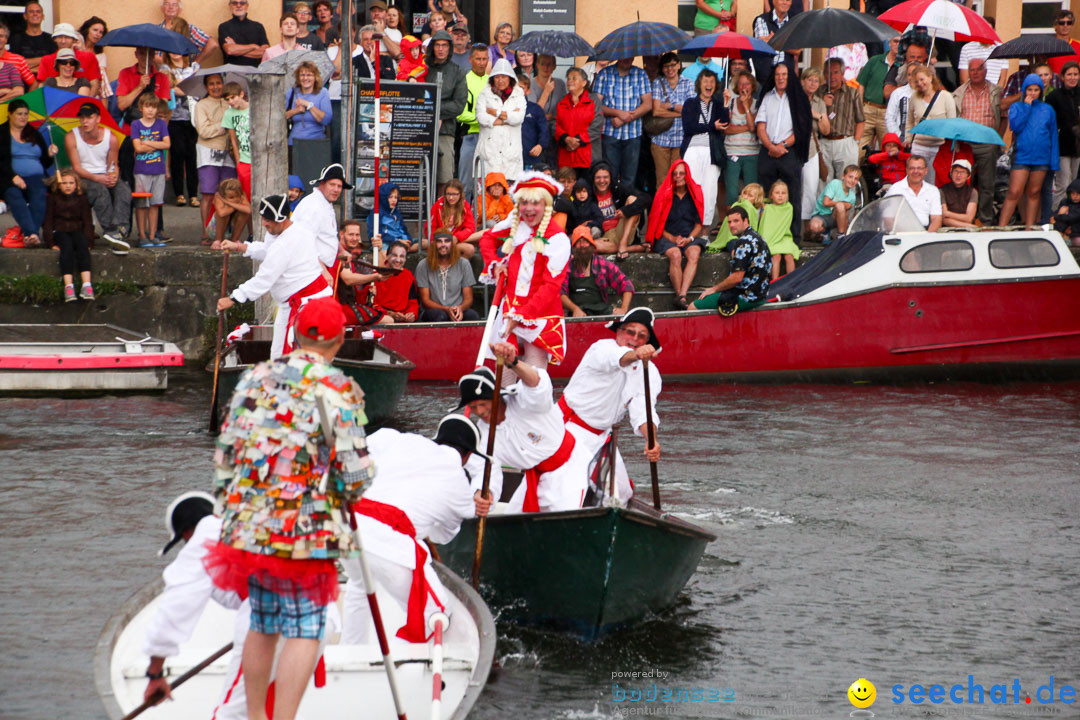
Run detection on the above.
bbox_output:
[295,297,346,342]
[572,225,595,246]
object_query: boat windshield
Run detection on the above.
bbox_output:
[849,196,927,235]
[767,231,885,301]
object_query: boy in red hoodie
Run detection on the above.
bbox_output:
[867,133,910,189]
[397,36,428,82]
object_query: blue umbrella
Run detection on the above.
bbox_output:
[593,21,689,61]
[508,30,595,58]
[909,118,1006,146]
[98,23,200,55]
[682,31,777,60]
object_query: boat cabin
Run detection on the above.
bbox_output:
[769,197,1080,304]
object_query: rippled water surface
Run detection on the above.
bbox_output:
[2,369,1078,719]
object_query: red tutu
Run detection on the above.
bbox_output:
[202,541,340,606]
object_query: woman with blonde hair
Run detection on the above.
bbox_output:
[905,64,955,184]
[287,60,332,145]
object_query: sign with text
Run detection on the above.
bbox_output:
[355,79,439,227]
[520,0,576,26]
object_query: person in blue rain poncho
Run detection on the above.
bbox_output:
[999,74,1059,228]
[366,182,413,247]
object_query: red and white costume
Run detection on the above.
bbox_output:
[341,428,477,644]
[560,338,662,502]
[230,222,333,358]
[479,173,571,364]
[473,368,592,512]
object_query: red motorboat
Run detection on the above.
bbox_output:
[365,198,1080,382]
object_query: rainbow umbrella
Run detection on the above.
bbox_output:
[1,89,125,167]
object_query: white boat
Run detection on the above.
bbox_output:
[0,324,184,393]
[94,563,495,719]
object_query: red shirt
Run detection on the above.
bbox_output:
[555,91,596,169]
[1048,39,1080,75]
[371,269,419,317]
[0,51,35,87]
[36,49,101,83]
[428,197,476,243]
[116,65,171,101]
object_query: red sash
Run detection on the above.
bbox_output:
[558,395,605,436]
[352,497,444,642]
[522,430,576,513]
[282,275,331,354]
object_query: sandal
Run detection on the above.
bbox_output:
[616,250,629,261]
[190,197,201,208]
[25,233,42,248]
[673,295,689,310]
[176,195,187,207]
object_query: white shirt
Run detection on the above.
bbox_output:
[886,179,942,228]
[757,88,794,145]
[562,338,660,436]
[291,187,339,266]
[475,369,566,471]
[231,222,323,304]
[886,84,914,140]
[142,516,242,658]
[957,42,1008,85]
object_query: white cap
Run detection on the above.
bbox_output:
[52,22,80,40]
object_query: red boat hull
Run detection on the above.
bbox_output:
[363,278,1080,381]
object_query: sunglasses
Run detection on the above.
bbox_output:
[230,1,248,5]
[57,60,78,66]
[1058,19,1074,25]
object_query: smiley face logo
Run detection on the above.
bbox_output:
[848,678,876,709]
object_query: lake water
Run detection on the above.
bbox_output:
[2,369,1078,719]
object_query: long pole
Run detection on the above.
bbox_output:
[372,34,383,269]
[208,250,230,434]
[473,274,506,368]
[608,428,617,500]
[121,643,234,720]
[314,391,408,720]
[642,359,661,511]
[471,358,503,589]
[428,612,449,720]
[341,0,355,213]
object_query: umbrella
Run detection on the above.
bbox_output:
[259,48,335,86]
[593,21,689,61]
[177,64,257,100]
[683,31,777,60]
[988,35,1076,60]
[1,89,125,166]
[768,8,898,51]
[98,23,200,55]
[507,30,595,58]
[879,0,1000,44]
[909,117,1005,146]
[0,85,81,124]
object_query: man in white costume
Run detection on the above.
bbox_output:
[459,343,591,513]
[558,307,662,503]
[341,414,493,644]
[291,163,350,268]
[141,492,248,719]
[218,194,333,359]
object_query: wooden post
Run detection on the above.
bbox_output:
[247,71,289,324]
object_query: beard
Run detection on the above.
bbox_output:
[572,245,594,272]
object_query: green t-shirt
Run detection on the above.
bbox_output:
[222,106,251,164]
[814,179,856,217]
[693,0,733,31]
[856,53,891,106]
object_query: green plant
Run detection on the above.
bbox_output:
[0,275,140,304]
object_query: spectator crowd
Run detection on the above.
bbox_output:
[3,0,1080,309]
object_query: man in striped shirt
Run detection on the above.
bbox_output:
[0,23,35,92]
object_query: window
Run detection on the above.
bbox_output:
[900,241,974,273]
[1021,0,1069,35]
[989,238,1060,269]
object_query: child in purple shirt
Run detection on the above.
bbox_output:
[130,95,170,247]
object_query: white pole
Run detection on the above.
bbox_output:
[429,612,449,720]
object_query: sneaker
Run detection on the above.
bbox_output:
[64,283,76,302]
[79,283,95,301]
[137,238,165,248]
[103,231,131,255]
[0,201,7,214]
[154,230,173,243]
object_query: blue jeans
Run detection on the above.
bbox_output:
[457,132,479,204]
[5,175,47,236]
[602,136,641,188]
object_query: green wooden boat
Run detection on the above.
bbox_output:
[212,325,415,427]
[436,496,716,640]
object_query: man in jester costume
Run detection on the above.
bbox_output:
[479,172,570,382]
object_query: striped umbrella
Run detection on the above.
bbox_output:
[682,31,777,60]
[508,30,595,58]
[593,21,689,61]
[879,0,1000,43]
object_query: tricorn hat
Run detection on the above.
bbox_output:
[160,491,215,556]
[434,413,493,461]
[258,194,291,222]
[456,366,496,408]
[312,163,354,188]
[605,307,661,351]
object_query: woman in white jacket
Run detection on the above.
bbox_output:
[476,58,527,184]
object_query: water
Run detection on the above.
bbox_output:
[2,370,1078,719]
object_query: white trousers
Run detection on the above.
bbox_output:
[340,553,452,645]
[683,145,721,226]
[269,286,334,360]
[565,422,633,502]
[819,136,859,183]
[801,153,820,220]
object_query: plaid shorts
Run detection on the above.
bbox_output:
[247,576,327,640]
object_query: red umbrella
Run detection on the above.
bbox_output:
[681,30,778,60]
[879,0,1000,44]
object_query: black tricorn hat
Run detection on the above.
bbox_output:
[434,413,492,461]
[456,366,496,408]
[605,307,661,351]
[312,163,354,189]
[160,491,214,556]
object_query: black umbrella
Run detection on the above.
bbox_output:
[768,8,897,51]
[988,35,1076,60]
[507,30,595,58]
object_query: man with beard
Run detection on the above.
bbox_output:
[416,229,480,322]
[293,163,350,268]
[560,225,634,317]
[333,219,392,325]
[479,172,572,378]
[459,352,591,513]
[372,241,419,323]
[558,307,661,504]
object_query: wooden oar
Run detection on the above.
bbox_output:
[608,428,617,501]
[471,357,503,589]
[473,274,507,368]
[121,642,234,720]
[208,250,230,434]
[642,359,661,511]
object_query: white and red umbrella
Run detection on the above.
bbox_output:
[879,0,1001,44]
